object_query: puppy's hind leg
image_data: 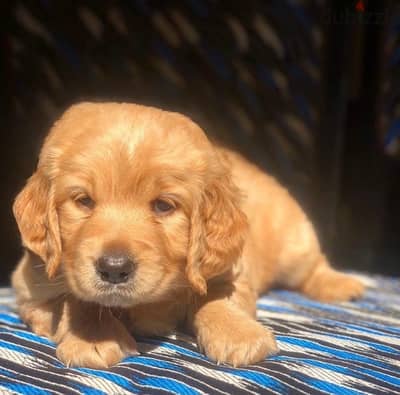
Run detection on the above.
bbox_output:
[298,255,365,303]
[276,221,365,303]
[18,299,64,340]
[11,251,66,339]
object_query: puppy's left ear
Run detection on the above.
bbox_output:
[186,158,248,295]
[13,171,61,278]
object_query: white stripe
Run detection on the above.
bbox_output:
[109,363,209,395]
[64,371,133,395]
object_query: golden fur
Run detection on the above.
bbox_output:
[12,102,364,368]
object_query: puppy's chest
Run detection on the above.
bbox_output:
[122,299,188,337]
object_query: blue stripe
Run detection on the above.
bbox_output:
[257,303,299,314]
[0,378,53,395]
[138,340,207,360]
[0,314,23,324]
[0,368,15,377]
[227,369,286,391]
[139,376,200,395]
[0,340,33,355]
[359,366,400,386]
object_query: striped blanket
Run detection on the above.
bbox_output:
[0,274,398,394]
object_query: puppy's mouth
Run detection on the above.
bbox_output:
[93,282,135,307]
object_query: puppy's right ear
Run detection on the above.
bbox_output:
[13,171,61,278]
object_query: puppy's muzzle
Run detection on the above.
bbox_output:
[96,253,135,284]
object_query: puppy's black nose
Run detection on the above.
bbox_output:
[96,254,134,284]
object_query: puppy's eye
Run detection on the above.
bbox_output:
[75,195,95,209]
[152,199,175,215]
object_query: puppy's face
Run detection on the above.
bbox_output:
[14,103,247,307]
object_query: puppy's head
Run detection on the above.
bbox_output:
[14,102,247,307]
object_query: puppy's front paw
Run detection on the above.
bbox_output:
[56,332,137,369]
[197,319,278,367]
[302,267,365,303]
[53,298,139,368]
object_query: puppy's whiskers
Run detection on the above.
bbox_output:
[33,281,65,287]
[99,306,103,322]
[52,292,70,304]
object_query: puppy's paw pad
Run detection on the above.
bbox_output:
[198,321,278,367]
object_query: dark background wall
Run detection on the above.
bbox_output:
[0,0,399,285]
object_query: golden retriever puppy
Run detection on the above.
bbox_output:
[12,102,364,368]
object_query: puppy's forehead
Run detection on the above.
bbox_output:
[40,102,211,178]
